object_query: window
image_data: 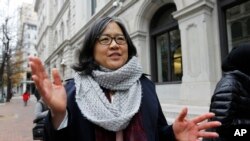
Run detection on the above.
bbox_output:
[54,31,58,48]
[150,4,182,83]
[226,1,250,48]
[247,18,250,35]
[218,0,250,56]
[231,22,243,39]
[61,22,65,41]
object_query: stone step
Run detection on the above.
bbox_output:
[161,104,209,124]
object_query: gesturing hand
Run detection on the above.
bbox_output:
[29,56,67,128]
[173,107,221,141]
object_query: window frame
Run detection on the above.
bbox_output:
[150,4,182,84]
[217,0,249,60]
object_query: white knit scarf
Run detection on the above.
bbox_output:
[74,57,143,131]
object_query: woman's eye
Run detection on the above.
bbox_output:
[100,37,109,42]
[117,36,125,41]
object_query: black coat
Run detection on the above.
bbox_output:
[205,70,250,141]
[44,75,176,141]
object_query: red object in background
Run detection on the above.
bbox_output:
[22,92,30,102]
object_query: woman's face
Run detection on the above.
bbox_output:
[94,21,128,70]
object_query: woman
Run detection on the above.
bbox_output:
[206,43,250,141]
[29,17,221,141]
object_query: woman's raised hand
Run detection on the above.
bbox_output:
[29,56,67,128]
[173,107,221,141]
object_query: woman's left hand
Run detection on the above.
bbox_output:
[173,107,221,141]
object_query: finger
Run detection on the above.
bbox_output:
[29,56,41,74]
[32,75,40,88]
[32,75,45,97]
[192,112,215,124]
[198,121,221,130]
[176,107,188,122]
[29,56,48,79]
[198,131,219,138]
[52,68,62,86]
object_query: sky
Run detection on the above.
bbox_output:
[0,0,33,52]
[0,0,33,17]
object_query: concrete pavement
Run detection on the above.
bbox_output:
[0,95,37,141]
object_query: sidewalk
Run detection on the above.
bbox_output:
[0,95,37,141]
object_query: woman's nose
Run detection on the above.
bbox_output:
[109,39,119,49]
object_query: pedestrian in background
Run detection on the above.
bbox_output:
[34,98,49,119]
[206,43,250,141]
[22,90,30,106]
[34,88,41,101]
[29,16,221,141]
[33,98,49,141]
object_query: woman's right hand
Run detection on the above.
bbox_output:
[29,56,67,128]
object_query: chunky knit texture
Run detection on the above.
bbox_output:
[74,57,143,131]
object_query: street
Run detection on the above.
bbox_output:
[0,95,36,141]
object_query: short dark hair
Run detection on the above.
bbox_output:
[71,17,137,74]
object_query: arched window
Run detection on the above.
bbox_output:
[54,31,58,48]
[61,22,65,41]
[150,4,182,83]
[67,11,70,37]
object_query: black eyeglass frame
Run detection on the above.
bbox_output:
[97,35,127,45]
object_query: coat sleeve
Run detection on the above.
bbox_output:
[44,79,75,141]
[157,101,176,141]
[44,110,71,141]
[140,75,176,141]
[208,76,240,137]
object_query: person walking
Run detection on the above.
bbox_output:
[206,43,250,141]
[29,16,221,141]
[34,98,49,119]
[34,88,41,101]
[33,98,49,140]
[22,90,30,106]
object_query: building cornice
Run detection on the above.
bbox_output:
[130,31,147,39]
[113,0,139,16]
[45,39,70,64]
[51,0,70,28]
[173,0,214,20]
[36,25,51,48]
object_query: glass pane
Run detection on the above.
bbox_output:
[247,19,250,36]
[170,29,182,81]
[231,22,242,39]
[156,33,169,82]
[226,1,250,50]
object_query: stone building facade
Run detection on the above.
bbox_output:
[34,0,250,113]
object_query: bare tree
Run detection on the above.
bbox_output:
[0,18,13,102]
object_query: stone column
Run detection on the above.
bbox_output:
[130,31,150,75]
[173,0,221,106]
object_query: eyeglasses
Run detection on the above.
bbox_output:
[97,35,127,45]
